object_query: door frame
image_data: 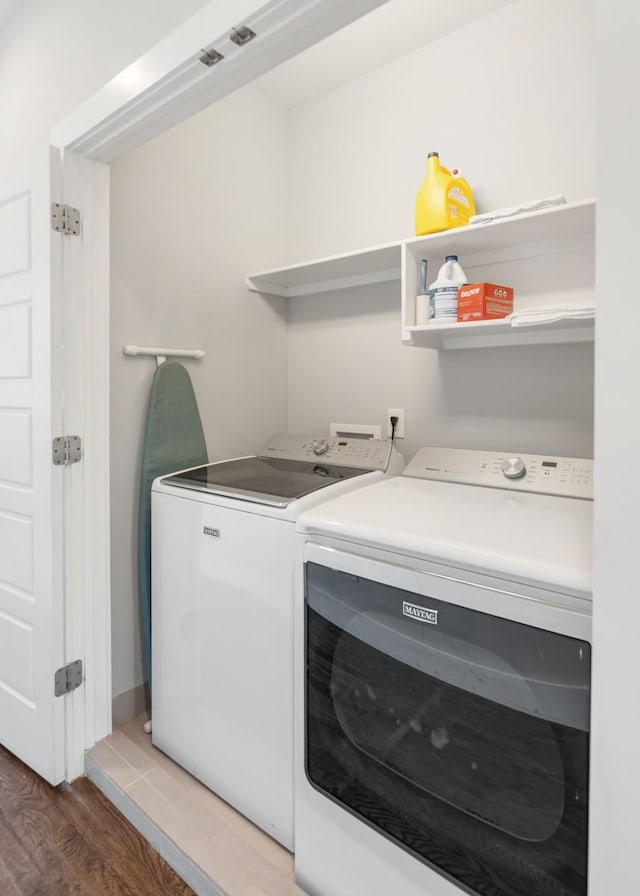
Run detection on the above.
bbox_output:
[58,150,111,781]
[52,0,390,777]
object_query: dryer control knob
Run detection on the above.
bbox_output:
[311,439,329,456]
[502,457,526,480]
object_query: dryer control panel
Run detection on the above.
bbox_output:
[259,433,405,473]
[404,446,593,499]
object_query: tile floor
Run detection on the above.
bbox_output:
[86,713,307,896]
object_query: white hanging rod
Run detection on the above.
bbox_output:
[123,344,205,366]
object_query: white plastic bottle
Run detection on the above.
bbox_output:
[429,254,467,321]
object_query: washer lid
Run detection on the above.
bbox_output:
[297,476,593,597]
[160,456,370,507]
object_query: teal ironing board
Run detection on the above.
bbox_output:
[137,360,207,692]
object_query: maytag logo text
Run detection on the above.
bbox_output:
[402,601,438,624]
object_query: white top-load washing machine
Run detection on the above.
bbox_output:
[294,446,593,896]
[151,432,404,850]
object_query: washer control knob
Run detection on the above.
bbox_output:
[311,439,329,456]
[502,457,526,480]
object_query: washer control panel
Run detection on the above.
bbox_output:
[404,447,593,499]
[259,433,404,473]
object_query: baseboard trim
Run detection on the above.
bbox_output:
[111,683,149,727]
[85,753,224,896]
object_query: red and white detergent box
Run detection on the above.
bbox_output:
[457,282,514,322]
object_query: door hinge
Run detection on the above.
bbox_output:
[52,435,82,466]
[51,202,81,235]
[54,660,83,697]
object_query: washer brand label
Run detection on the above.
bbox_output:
[403,601,438,624]
[203,526,220,538]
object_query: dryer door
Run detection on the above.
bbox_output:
[303,548,591,896]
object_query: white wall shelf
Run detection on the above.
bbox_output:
[246,198,596,349]
[401,198,595,348]
[405,316,594,351]
[245,240,402,298]
[404,198,594,258]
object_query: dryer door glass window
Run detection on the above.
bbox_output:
[305,562,590,896]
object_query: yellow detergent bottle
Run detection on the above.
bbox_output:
[414,152,476,236]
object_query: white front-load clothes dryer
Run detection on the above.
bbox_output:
[151,432,403,851]
[294,446,593,896]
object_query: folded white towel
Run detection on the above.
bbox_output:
[507,304,595,328]
[470,195,567,225]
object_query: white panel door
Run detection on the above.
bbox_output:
[0,149,65,784]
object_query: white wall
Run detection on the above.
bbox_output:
[109,87,290,701]
[288,0,594,259]
[590,1,640,891]
[286,0,595,460]
[107,0,595,703]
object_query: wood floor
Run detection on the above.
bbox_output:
[0,744,195,896]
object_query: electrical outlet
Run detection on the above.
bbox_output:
[387,408,405,439]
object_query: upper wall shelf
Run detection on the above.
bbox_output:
[246,199,596,349]
[404,198,594,259]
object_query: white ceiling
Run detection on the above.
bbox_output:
[254,0,516,109]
